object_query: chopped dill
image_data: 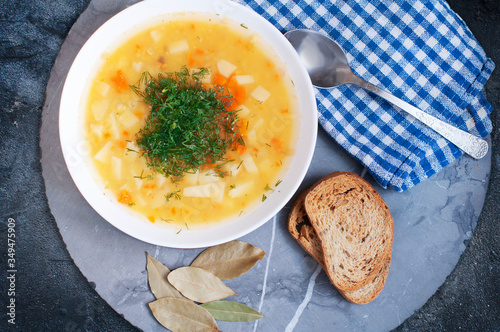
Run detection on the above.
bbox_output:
[275,179,283,187]
[262,194,267,202]
[240,23,248,29]
[229,184,236,190]
[131,66,244,180]
[264,184,272,191]
[165,190,181,203]
[133,170,154,181]
[134,170,145,179]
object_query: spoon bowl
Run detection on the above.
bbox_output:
[284,29,488,159]
[285,29,352,88]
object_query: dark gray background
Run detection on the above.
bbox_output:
[0,0,498,331]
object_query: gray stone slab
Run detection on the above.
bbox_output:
[40,1,491,331]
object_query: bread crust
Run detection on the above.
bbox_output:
[338,256,391,304]
[288,177,393,304]
[304,172,394,292]
[288,188,325,266]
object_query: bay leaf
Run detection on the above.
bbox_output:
[149,297,220,332]
[167,266,236,303]
[146,252,185,300]
[200,300,264,322]
[191,240,266,280]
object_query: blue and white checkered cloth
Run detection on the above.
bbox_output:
[241,0,494,191]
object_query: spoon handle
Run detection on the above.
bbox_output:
[351,77,488,159]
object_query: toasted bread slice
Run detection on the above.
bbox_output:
[338,256,391,304]
[288,186,391,304]
[304,172,394,292]
[288,188,325,266]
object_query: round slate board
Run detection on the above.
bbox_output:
[40,0,491,331]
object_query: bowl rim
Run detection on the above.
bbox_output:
[59,0,317,248]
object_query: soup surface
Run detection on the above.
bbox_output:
[85,14,297,228]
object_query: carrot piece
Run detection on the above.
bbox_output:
[118,141,127,149]
[104,132,111,139]
[236,119,247,136]
[195,48,204,55]
[271,137,282,150]
[117,190,133,205]
[235,86,246,104]
[225,101,238,112]
[213,72,227,86]
[147,216,155,223]
[188,53,195,66]
[110,70,128,92]
[237,145,247,154]
[227,75,239,89]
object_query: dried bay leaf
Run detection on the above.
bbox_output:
[167,266,236,303]
[146,252,185,300]
[149,297,220,332]
[191,240,266,280]
[200,300,264,322]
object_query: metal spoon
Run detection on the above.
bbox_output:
[285,29,488,160]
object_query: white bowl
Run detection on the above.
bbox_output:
[59,0,317,248]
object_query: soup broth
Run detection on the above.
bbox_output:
[85,14,297,227]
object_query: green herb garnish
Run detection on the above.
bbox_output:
[165,190,181,203]
[131,66,244,179]
[134,170,146,179]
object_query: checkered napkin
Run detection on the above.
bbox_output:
[241,0,494,191]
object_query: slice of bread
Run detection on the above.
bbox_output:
[338,256,391,304]
[304,172,394,292]
[288,188,325,266]
[288,183,391,304]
